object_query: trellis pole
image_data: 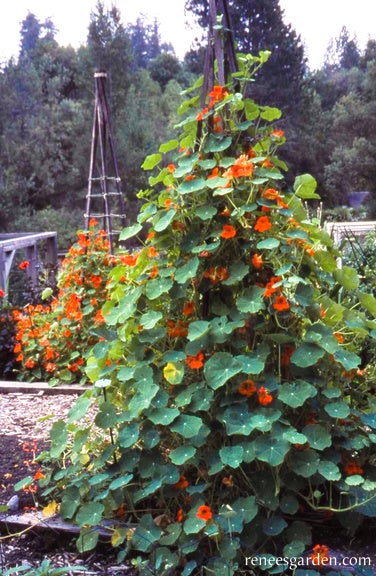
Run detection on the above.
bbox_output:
[84,71,126,254]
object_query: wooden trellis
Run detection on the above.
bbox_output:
[0,232,57,296]
[85,71,127,254]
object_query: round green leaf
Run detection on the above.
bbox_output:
[119,223,143,241]
[324,401,350,419]
[219,445,244,468]
[76,502,104,527]
[170,445,196,465]
[291,449,319,478]
[255,436,290,466]
[318,460,341,481]
[204,352,242,389]
[291,344,325,367]
[278,380,316,408]
[177,178,206,194]
[303,424,332,450]
[256,238,280,250]
[170,415,203,438]
[263,516,288,536]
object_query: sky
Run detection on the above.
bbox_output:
[0,0,375,70]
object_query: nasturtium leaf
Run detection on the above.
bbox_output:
[249,409,281,432]
[196,205,217,220]
[170,415,203,438]
[128,384,159,417]
[283,540,305,559]
[118,422,140,447]
[283,429,307,445]
[236,354,265,374]
[318,461,341,481]
[221,405,255,436]
[131,514,162,551]
[170,445,196,465]
[183,515,206,534]
[207,176,231,190]
[76,502,104,527]
[68,396,91,422]
[260,106,282,121]
[357,291,376,315]
[181,561,197,576]
[278,380,316,408]
[14,476,34,492]
[360,413,376,428]
[222,261,249,285]
[134,479,163,503]
[119,223,143,241]
[322,387,342,399]
[142,153,162,170]
[294,283,314,307]
[148,407,180,426]
[204,134,232,153]
[159,139,179,153]
[345,475,364,486]
[197,158,217,170]
[293,173,320,199]
[50,420,69,458]
[263,516,288,536]
[204,352,242,389]
[302,424,332,450]
[233,496,258,523]
[154,209,176,232]
[255,436,290,466]
[256,238,280,250]
[237,286,265,314]
[177,178,206,194]
[334,266,360,290]
[139,310,163,330]
[291,449,320,478]
[175,256,199,283]
[219,445,244,468]
[163,362,184,385]
[159,524,182,546]
[242,441,256,463]
[76,528,99,553]
[280,495,299,515]
[145,277,173,300]
[187,320,210,341]
[109,474,134,490]
[95,401,117,429]
[324,401,350,419]
[291,344,325,367]
[334,349,361,371]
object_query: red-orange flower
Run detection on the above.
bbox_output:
[0,289,5,298]
[251,253,263,269]
[25,358,36,369]
[183,301,195,316]
[173,475,189,490]
[167,319,188,338]
[176,509,184,522]
[344,461,363,476]
[186,351,205,369]
[263,276,282,298]
[167,164,176,173]
[208,85,228,105]
[19,260,30,270]
[272,129,284,138]
[223,154,254,180]
[258,386,273,406]
[309,544,330,566]
[273,295,290,312]
[196,505,213,521]
[203,266,229,284]
[220,225,236,239]
[254,216,272,232]
[238,379,256,397]
[222,476,234,487]
[33,468,45,480]
[262,188,279,200]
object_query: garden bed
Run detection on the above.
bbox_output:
[0,389,136,574]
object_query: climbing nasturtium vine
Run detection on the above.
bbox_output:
[38,52,376,574]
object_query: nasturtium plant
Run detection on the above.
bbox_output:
[39,52,376,574]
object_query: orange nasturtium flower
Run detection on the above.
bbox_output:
[33,468,45,480]
[251,253,263,269]
[183,301,195,316]
[208,85,228,104]
[173,475,189,490]
[186,351,205,370]
[223,154,254,180]
[272,129,284,138]
[167,164,176,173]
[220,224,237,239]
[203,266,229,284]
[196,505,213,521]
[254,215,272,232]
[238,379,257,397]
[257,386,273,406]
[273,295,290,312]
[309,544,330,566]
[167,319,188,338]
[19,260,30,270]
[261,188,280,200]
[344,461,363,476]
[263,276,282,298]
[176,509,184,522]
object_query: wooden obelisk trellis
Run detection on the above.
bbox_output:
[85,71,126,254]
[196,0,238,146]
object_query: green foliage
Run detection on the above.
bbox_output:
[38,53,376,573]
[3,558,87,576]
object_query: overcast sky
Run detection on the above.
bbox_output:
[0,0,374,70]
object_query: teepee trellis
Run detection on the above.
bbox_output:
[85,71,126,254]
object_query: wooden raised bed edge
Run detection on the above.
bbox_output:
[0,381,89,395]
